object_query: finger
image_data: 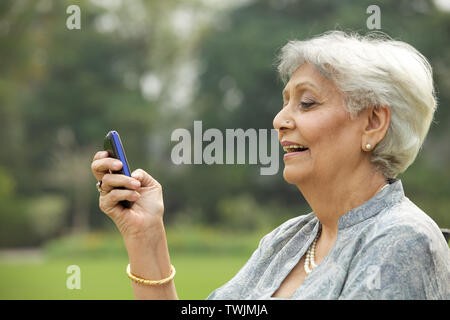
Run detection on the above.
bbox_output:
[100,189,140,210]
[101,173,141,192]
[93,151,109,161]
[131,169,161,188]
[91,158,123,181]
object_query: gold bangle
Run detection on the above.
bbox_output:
[126,264,176,286]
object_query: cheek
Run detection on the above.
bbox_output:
[299,110,339,147]
[302,110,359,160]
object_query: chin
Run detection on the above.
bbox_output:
[282,166,309,185]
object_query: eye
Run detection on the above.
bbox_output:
[298,101,315,109]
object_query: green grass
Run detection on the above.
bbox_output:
[0,225,266,299]
[0,253,250,300]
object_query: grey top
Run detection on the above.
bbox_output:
[206,179,450,300]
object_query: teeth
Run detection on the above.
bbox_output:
[283,144,308,152]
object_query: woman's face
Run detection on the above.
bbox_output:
[273,63,367,185]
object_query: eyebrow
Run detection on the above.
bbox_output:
[282,81,320,96]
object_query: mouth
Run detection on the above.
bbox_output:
[281,142,310,160]
[282,144,309,153]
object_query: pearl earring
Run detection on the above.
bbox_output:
[365,143,372,150]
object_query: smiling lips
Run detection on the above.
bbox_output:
[281,140,309,159]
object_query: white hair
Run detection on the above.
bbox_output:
[276,30,437,178]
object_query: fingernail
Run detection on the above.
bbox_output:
[113,161,122,168]
[131,172,140,179]
[131,180,140,188]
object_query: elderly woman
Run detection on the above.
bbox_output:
[91,31,449,299]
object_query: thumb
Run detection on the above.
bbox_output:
[131,169,161,188]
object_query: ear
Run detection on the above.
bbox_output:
[362,105,391,152]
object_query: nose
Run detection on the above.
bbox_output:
[273,108,294,133]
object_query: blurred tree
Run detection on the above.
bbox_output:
[0,166,36,247]
[50,127,94,233]
[26,194,69,238]
[0,0,210,241]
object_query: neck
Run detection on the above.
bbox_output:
[297,166,387,239]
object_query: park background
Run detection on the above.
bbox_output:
[0,0,449,299]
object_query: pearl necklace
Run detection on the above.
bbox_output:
[303,183,389,276]
[304,227,321,275]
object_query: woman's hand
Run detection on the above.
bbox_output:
[91,151,178,300]
[91,151,165,240]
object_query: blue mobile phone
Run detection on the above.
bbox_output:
[104,130,133,208]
